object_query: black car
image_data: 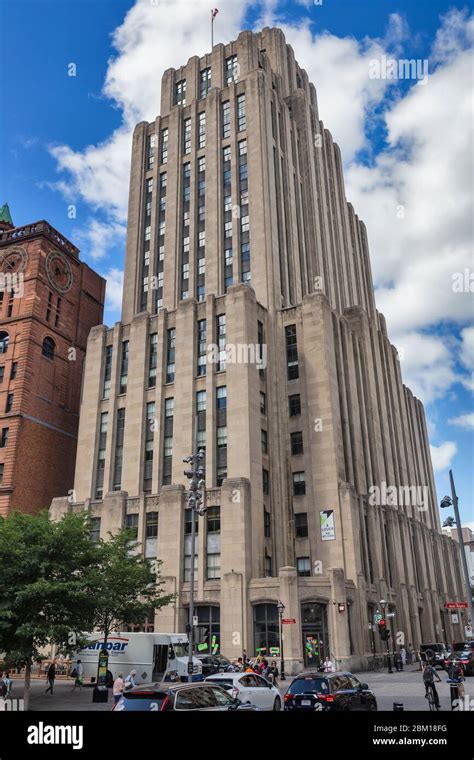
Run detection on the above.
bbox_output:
[284,672,377,711]
[420,642,450,669]
[112,681,259,711]
[196,654,232,676]
[444,642,474,677]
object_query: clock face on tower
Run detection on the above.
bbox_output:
[45,250,73,294]
[0,246,28,275]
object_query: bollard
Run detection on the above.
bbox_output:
[393,703,404,711]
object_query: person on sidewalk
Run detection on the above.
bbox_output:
[124,670,137,691]
[322,656,335,673]
[113,672,124,704]
[72,660,84,692]
[45,662,56,695]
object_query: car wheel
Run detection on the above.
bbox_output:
[273,696,281,711]
[369,699,377,711]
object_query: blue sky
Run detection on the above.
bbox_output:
[0,0,472,525]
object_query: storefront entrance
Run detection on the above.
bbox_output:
[301,602,329,668]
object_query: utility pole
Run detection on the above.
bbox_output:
[444,471,473,638]
[183,449,206,683]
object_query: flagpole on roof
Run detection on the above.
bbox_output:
[211,8,219,49]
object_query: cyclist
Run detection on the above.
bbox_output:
[423,660,441,709]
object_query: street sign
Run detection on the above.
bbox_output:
[320,509,336,541]
[282,618,296,624]
[374,614,382,624]
[269,647,280,655]
[387,613,395,617]
[451,613,459,624]
[192,615,199,626]
[445,602,468,609]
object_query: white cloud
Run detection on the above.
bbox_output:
[430,440,458,472]
[102,267,124,313]
[73,218,126,261]
[448,412,474,430]
[395,331,458,403]
[459,325,474,391]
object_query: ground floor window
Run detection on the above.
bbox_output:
[301,602,329,668]
[193,605,220,655]
[253,603,279,658]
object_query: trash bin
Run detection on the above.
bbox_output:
[92,685,109,703]
[393,703,404,711]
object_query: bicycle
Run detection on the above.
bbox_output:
[367,656,382,672]
[425,683,439,711]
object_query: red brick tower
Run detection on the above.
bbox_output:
[0,208,106,514]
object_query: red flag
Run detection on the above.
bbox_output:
[211,8,219,18]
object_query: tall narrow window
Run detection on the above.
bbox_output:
[222,101,231,139]
[160,127,168,164]
[119,341,129,394]
[89,517,101,543]
[145,512,158,558]
[5,393,13,413]
[0,332,8,354]
[292,471,306,496]
[237,94,246,131]
[295,512,308,538]
[175,79,186,106]
[0,367,5,384]
[125,513,139,540]
[225,55,238,85]
[216,386,227,486]
[216,314,226,372]
[113,408,125,490]
[183,117,191,154]
[10,362,18,380]
[95,412,108,499]
[206,506,221,580]
[197,320,207,376]
[166,328,175,383]
[144,402,155,493]
[42,337,55,361]
[162,397,174,486]
[148,333,158,387]
[196,390,206,455]
[198,112,206,149]
[199,67,211,98]
[285,325,299,380]
[0,428,9,447]
[291,431,303,455]
[147,133,157,170]
[102,345,113,399]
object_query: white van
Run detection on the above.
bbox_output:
[72,632,202,684]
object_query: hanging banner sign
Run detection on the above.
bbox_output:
[320,510,335,541]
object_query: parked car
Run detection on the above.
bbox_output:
[444,642,474,677]
[420,643,450,669]
[284,672,377,711]
[205,672,282,711]
[112,681,260,711]
[196,654,232,676]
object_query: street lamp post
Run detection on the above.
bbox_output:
[183,449,206,684]
[277,601,286,681]
[380,599,393,674]
[441,470,473,639]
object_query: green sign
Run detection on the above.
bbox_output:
[374,614,382,624]
[197,643,208,652]
[97,648,109,685]
[269,647,280,655]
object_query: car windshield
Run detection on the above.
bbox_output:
[420,644,443,652]
[288,678,328,694]
[172,643,189,657]
[206,678,233,687]
[453,642,473,652]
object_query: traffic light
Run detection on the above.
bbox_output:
[378,620,391,641]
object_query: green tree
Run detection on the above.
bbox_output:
[87,529,175,651]
[0,511,97,709]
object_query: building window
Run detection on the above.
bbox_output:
[45,292,52,322]
[148,333,158,387]
[125,513,139,540]
[261,429,268,455]
[285,325,299,380]
[196,390,206,413]
[297,557,311,577]
[166,328,175,383]
[145,512,158,559]
[89,517,101,543]
[199,67,211,98]
[206,506,221,580]
[293,471,306,496]
[0,332,8,354]
[198,112,206,149]
[264,509,271,538]
[216,314,226,372]
[175,79,186,106]
[253,603,279,655]
[0,428,9,448]
[260,391,266,415]
[95,412,108,499]
[225,54,238,85]
[162,397,173,486]
[291,431,303,456]
[237,94,246,131]
[160,127,168,164]
[222,101,231,139]
[42,336,55,361]
[183,117,192,154]
[147,133,157,170]
[113,408,125,491]
[193,606,220,654]
[262,468,269,495]
[295,512,308,538]
[143,402,155,493]
[102,345,113,399]
[197,319,207,376]
[265,554,272,577]
[240,241,251,283]
[119,341,129,394]
[184,508,198,582]
[5,393,13,413]
[0,463,4,484]
[0,367,4,384]
[216,385,227,409]
[288,394,301,416]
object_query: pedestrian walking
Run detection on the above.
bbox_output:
[71,659,84,692]
[3,671,12,698]
[113,672,125,704]
[322,656,335,673]
[124,669,137,691]
[0,671,8,703]
[267,660,279,686]
[45,662,56,695]
[400,647,407,668]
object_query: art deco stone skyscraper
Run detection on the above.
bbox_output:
[51,28,465,672]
